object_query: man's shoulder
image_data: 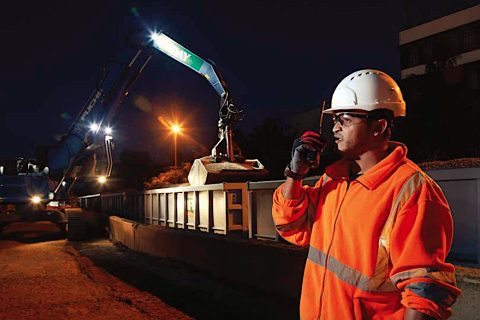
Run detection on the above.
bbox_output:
[391,157,424,179]
[388,157,440,191]
[396,158,446,197]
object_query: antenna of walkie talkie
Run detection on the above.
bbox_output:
[319,99,327,135]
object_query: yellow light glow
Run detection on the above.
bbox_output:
[97,176,107,184]
[31,195,41,204]
[171,124,181,134]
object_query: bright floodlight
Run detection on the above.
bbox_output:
[31,195,41,204]
[150,32,162,43]
[171,124,181,134]
[105,127,113,135]
[97,176,107,184]
[90,122,100,133]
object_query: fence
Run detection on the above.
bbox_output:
[78,192,144,222]
[78,170,480,266]
[78,179,317,238]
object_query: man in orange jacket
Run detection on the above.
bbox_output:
[273,69,460,319]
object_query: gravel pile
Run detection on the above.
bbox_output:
[419,158,480,170]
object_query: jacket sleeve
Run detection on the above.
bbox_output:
[389,181,461,319]
[272,177,324,246]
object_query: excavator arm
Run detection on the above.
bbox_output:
[47,45,154,195]
[150,32,244,162]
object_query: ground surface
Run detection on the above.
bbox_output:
[1,221,479,319]
[0,221,298,320]
[0,222,190,320]
[451,265,480,320]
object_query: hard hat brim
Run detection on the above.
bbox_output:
[322,104,406,117]
[322,107,368,114]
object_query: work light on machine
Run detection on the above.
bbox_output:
[89,122,100,133]
[97,175,107,184]
[104,127,113,141]
[31,195,41,204]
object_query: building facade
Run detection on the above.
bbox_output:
[399,3,480,161]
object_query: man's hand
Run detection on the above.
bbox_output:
[285,131,325,180]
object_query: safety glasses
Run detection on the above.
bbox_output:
[332,113,370,127]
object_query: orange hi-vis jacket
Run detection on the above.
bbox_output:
[272,143,460,320]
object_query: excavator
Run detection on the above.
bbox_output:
[0,42,155,236]
[0,31,266,238]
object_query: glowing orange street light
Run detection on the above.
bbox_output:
[171,124,181,134]
[170,123,182,167]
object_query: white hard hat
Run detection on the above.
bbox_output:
[324,69,406,117]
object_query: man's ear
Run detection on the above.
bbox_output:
[373,119,388,136]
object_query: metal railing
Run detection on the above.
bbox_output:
[142,183,250,235]
[79,191,144,222]
[78,178,319,239]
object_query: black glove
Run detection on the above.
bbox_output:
[285,131,325,180]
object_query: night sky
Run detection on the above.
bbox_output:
[0,0,404,164]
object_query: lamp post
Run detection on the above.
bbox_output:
[171,124,182,167]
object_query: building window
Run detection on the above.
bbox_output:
[467,69,479,90]
[463,27,476,51]
[400,21,480,70]
[409,46,420,66]
[446,32,459,54]
[423,42,433,62]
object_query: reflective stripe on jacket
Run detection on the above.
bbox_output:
[272,142,460,319]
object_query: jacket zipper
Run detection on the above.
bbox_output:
[317,178,352,319]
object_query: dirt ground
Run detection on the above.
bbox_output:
[0,222,191,320]
[2,221,478,319]
[0,222,298,320]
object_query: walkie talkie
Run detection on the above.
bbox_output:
[306,100,327,168]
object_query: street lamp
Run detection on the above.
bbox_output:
[170,124,182,167]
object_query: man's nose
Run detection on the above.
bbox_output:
[332,121,341,133]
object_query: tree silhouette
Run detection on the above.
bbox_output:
[113,150,157,190]
[240,118,294,180]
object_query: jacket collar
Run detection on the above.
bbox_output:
[325,142,408,190]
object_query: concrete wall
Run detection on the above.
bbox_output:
[110,216,480,317]
[110,216,307,299]
[427,167,480,265]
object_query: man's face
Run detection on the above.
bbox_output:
[331,112,374,158]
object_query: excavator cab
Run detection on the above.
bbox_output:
[0,157,52,225]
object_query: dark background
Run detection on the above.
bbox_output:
[0,1,403,161]
[2,0,478,187]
